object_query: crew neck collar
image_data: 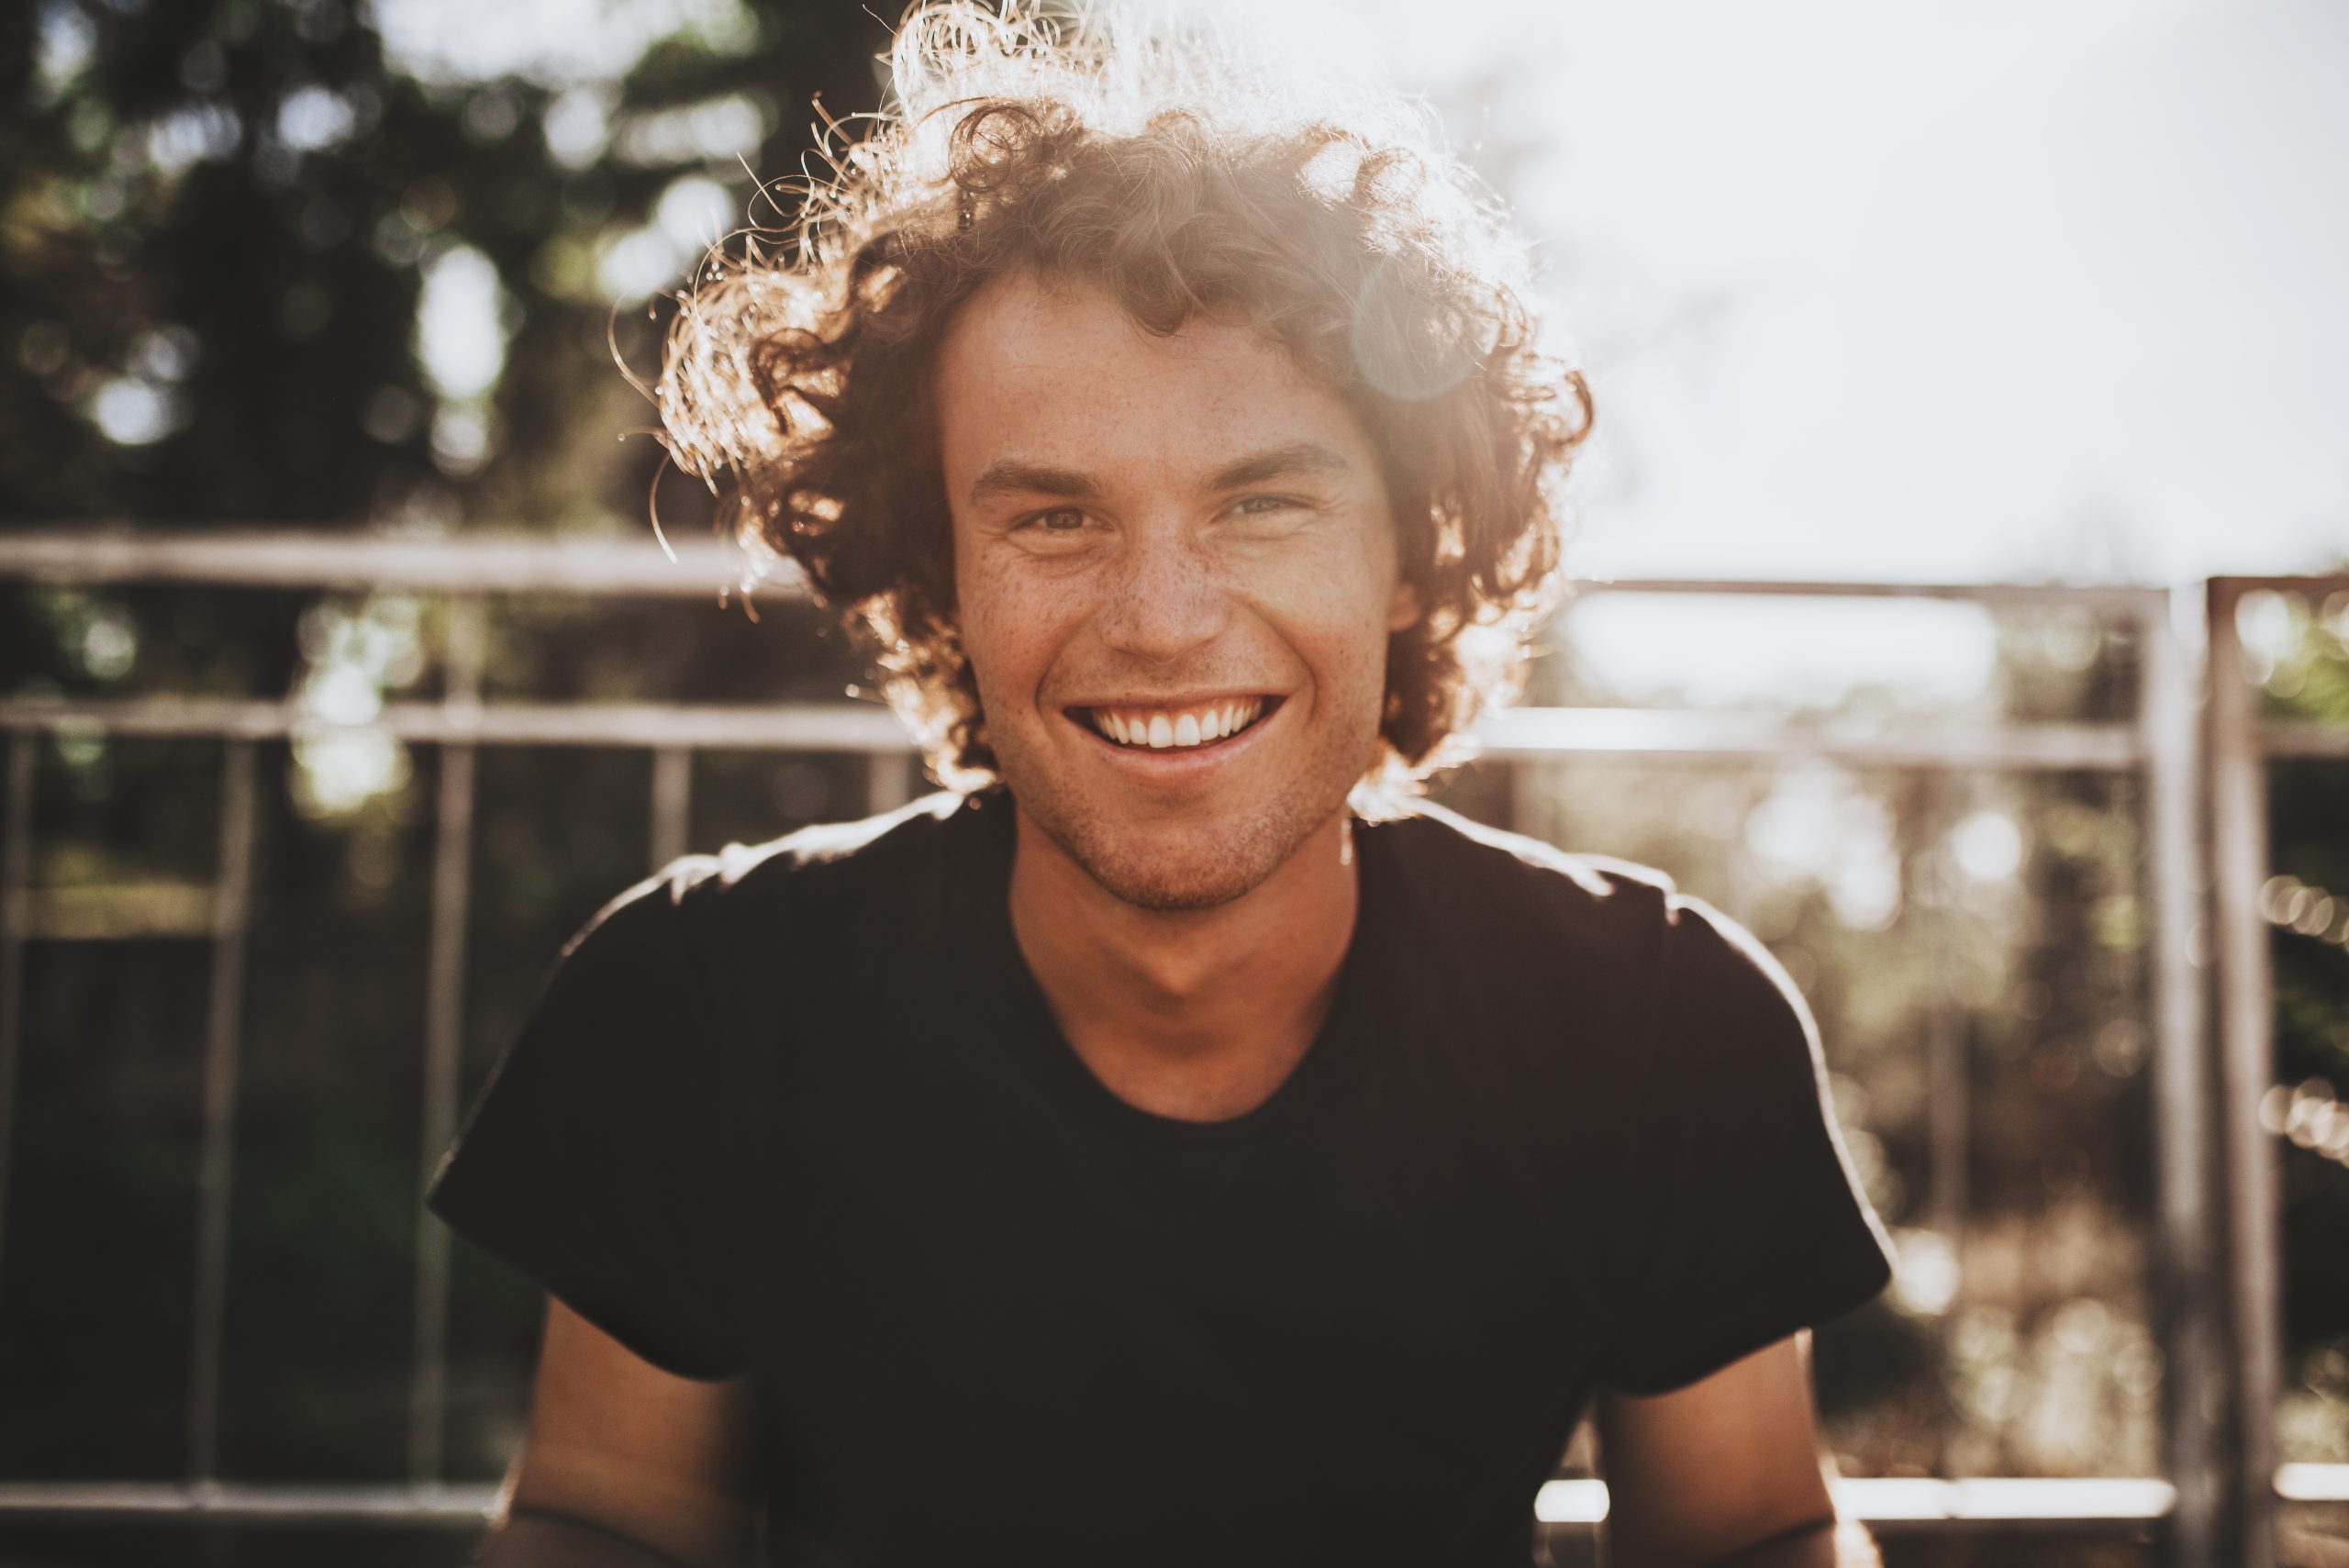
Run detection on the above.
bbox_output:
[951,788,1386,1146]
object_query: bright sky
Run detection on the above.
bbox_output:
[1189,0,2349,701]
[1317,0,2349,589]
[373,0,2349,703]
[377,0,2349,586]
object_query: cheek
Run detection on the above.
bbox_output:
[956,552,1092,697]
[1255,536,1398,659]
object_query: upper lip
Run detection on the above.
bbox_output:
[1061,691,1280,710]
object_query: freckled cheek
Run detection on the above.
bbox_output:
[958,558,1096,708]
[1243,556,1398,680]
[1244,619,1386,732]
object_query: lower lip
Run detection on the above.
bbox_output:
[1065,702,1284,779]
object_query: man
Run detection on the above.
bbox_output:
[427,6,1897,1565]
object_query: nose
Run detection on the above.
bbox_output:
[1092,518,1230,663]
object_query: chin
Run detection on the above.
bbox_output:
[990,699,1385,913]
[1071,840,1273,912]
[1049,812,1297,912]
[1006,764,1347,912]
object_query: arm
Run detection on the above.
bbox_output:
[1594,1330,1878,1568]
[471,1298,763,1568]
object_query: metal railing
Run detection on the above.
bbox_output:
[2204,575,2349,1568]
[0,529,2343,1567]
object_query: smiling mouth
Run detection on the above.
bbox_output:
[1068,695,1280,752]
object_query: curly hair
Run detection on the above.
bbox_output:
[655,1,1591,790]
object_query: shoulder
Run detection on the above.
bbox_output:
[1364,796,1680,953]
[671,786,974,895]
[551,790,988,998]
[590,788,979,930]
[1362,799,1797,1039]
[1355,799,1690,1057]
[1367,798,1781,961]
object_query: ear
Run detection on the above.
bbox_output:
[1386,578,1423,634]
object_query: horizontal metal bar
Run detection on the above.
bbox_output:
[2277,1463,2349,1503]
[0,529,2208,609]
[0,529,801,599]
[1478,707,2143,770]
[1564,578,2169,611]
[0,697,912,751]
[2207,573,2349,599]
[0,883,217,940]
[0,697,2162,769]
[0,1475,2222,1529]
[2263,719,2349,761]
[0,1482,500,1526]
[1833,1477,2176,1525]
[1539,1475,2181,1528]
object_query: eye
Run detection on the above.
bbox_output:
[1022,507,1090,533]
[1226,494,1314,533]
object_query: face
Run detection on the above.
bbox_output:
[937,270,1419,912]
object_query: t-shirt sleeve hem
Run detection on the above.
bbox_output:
[426,1159,750,1385]
[1597,1242,1893,1398]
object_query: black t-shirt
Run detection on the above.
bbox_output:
[427,787,1892,1567]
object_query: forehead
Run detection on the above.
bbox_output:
[932,270,1374,488]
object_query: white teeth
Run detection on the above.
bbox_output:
[1087,698,1267,750]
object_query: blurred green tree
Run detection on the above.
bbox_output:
[2,0,890,538]
[0,4,891,1551]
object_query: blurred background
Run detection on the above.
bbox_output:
[0,0,2343,1565]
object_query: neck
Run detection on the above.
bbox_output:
[1005,803,1361,1120]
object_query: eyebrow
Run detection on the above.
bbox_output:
[1206,440,1356,492]
[966,459,1098,506]
[964,441,1357,506]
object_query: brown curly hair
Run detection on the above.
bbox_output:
[655,2,1591,789]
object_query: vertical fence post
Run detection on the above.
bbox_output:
[865,749,916,817]
[2205,580,2278,1568]
[1508,751,1549,842]
[410,596,484,1485]
[650,746,693,872]
[186,738,259,1484]
[2139,588,2218,1567]
[1921,773,1970,1284]
[0,736,33,1310]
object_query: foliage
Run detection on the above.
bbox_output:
[0,0,890,1529]
[2,0,890,537]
